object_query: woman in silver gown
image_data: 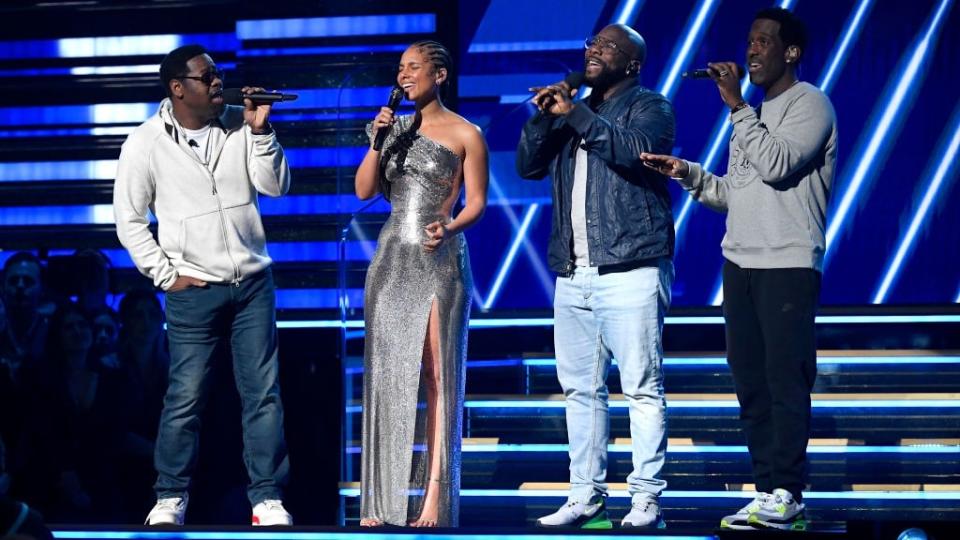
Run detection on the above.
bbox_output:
[354,41,489,528]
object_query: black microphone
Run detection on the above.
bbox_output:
[564,70,585,90]
[533,71,585,116]
[372,84,404,152]
[221,88,299,105]
[682,64,746,79]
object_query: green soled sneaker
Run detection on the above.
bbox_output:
[747,488,808,531]
[536,495,613,529]
[720,492,773,530]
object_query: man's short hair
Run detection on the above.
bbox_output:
[159,44,209,97]
[3,251,41,276]
[754,7,807,58]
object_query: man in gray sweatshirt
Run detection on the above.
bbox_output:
[642,7,837,532]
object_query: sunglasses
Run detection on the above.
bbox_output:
[178,67,224,86]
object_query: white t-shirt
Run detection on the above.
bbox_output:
[571,145,590,266]
[183,124,212,164]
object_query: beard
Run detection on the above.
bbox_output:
[584,61,625,90]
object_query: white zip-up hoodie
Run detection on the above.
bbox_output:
[113,99,290,290]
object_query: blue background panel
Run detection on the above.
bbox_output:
[1,1,958,310]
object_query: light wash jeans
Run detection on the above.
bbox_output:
[554,259,673,503]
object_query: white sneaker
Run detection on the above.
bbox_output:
[621,494,665,528]
[536,495,612,529]
[720,492,772,530]
[748,488,807,530]
[252,499,293,526]
[145,494,188,525]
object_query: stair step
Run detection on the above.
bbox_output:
[338,482,960,528]
[459,392,960,407]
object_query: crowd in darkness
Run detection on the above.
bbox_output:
[0,250,169,524]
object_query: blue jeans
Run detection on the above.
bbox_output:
[156,268,287,505]
[554,259,673,503]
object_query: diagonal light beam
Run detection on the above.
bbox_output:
[612,0,647,25]
[872,99,960,303]
[823,0,954,263]
[656,0,721,100]
[482,204,541,310]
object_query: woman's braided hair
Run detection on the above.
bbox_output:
[410,40,453,92]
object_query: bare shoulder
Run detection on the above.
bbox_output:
[445,113,484,145]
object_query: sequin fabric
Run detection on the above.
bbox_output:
[360,115,472,526]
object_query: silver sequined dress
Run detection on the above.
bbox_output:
[360,115,472,526]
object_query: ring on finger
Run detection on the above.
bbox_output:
[718,70,729,77]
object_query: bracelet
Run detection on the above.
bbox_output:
[730,101,749,114]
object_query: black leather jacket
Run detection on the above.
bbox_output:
[516,80,676,273]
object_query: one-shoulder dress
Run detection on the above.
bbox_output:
[360,115,472,526]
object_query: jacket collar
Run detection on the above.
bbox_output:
[586,78,640,110]
[158,98,243,144]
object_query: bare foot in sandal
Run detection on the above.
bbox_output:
[409,479,441,527]
[360,518,383,527]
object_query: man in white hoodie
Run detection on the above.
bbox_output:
[113,44,293,526]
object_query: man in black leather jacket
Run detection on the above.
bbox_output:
[517,24,675,530]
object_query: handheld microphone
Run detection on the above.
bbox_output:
[221,88,299,105]
[533,71,585,115]
[682,65,746,79]
[373,84,404,152]
[564,70,585,90]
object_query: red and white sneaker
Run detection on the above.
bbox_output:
[252,499,293,526]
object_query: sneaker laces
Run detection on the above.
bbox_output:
[745,492,773,513]
[562,497,600,514]
[155,497,183,511]
[259,499,285,511]
[631,499,655,512]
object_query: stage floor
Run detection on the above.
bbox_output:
[49,525,846,539]
[49,522,960,540]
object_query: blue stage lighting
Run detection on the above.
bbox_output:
[236,14,436,40]
[817,0,876,95]
[824,0,953,262]
[873,101,960,303]
[238,44,408,57]
[656,0,720,100]
[0,32,235,59]
[468,40,586,53]
[481,204,540,310]
[612,0,646,25]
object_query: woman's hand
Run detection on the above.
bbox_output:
[423,221,448,252]
[371,106,396,148]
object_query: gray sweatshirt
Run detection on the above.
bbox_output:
[679,81,837,271]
